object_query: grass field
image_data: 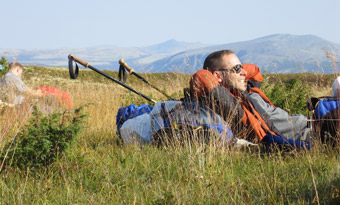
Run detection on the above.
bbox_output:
[0,66,339,204]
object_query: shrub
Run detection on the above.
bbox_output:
[0,56,8,75]
[0,106,86,170]
[264,77,310,115]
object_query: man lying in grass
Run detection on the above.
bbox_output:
[190,50,312,147]
[0,62,72,112]
[0,62,42,106]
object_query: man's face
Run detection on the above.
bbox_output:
[213,54,247,92]
[17,67,23,78]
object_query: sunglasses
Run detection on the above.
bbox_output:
[216,64,243,74]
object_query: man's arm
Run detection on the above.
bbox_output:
[25,88,43,97]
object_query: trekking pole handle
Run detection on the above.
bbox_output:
[119,58,134,74]
[69,54,89,68]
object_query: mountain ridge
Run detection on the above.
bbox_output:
[0,34,339,73]
[144,34,340,73]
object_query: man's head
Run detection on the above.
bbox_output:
[203,50,247,92]
[8,62,24,78]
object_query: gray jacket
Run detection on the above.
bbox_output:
[0,72,28,105]
[247,92,311,142]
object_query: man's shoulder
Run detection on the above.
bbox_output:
[0,72,28,91]
[1,72,19,82]
[4,72,19,79]
[3,72,23,82]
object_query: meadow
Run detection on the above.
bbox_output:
[0,65,339,204]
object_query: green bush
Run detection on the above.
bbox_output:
[0,106,86,169]
[0,56,9,76]
[264,77,310,115]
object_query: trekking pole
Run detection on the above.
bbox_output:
[68,54,156,103]
[118,59,176,101]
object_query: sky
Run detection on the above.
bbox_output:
[1,0,339,49]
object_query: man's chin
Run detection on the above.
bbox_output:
[237,84,247,92]
[240,88,247,92]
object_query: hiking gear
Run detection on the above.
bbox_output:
[152,100,234,146]
[38,86,72,109]
[262,134,311,150]
[120,112,153,144]
[313,97,339,119]
[247,89,312,142]
[308,96,340,144]
[190,70,220,99]
[116,101,234,145]
[68,54,156,103]
[118,64,128,83]
[116,104,153,136]
[118,58,176,100]
[240,88,278,140]
[243,63,263,89]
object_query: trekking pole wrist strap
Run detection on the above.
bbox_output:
[119,58,134,74]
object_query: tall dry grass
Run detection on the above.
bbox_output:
[0,64,339,204]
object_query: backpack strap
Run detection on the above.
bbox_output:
[244,63,263,89]
[249,87,275,107]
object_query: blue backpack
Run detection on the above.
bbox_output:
[308,97,340,144]
[116,104,153,136]
[313,98,339,119]
[115,101,234,145]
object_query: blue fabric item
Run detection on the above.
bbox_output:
[116,104,153,133]
[262,134,311,150]
[162,114,233,142]
[182,101,233,141]
[314,99,340,119]
[205,124,234,142]
[116,101,234,144]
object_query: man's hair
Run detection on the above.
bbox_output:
[8,62,23,71]
[203,50,234,72]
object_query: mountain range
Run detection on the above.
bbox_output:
[1,34,339,74]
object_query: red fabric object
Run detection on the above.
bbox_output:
[225,87,276,141]
[190,70,219,99]
[243,63,263,82]
[241,103,271,140]
[240,89,277,140]
[38,86,72,109]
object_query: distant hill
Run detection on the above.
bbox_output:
[142,39,208,54]
[0,34,339,74]
[144,34,340,74]
[0,40,208,71]
[0,47,148,68]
